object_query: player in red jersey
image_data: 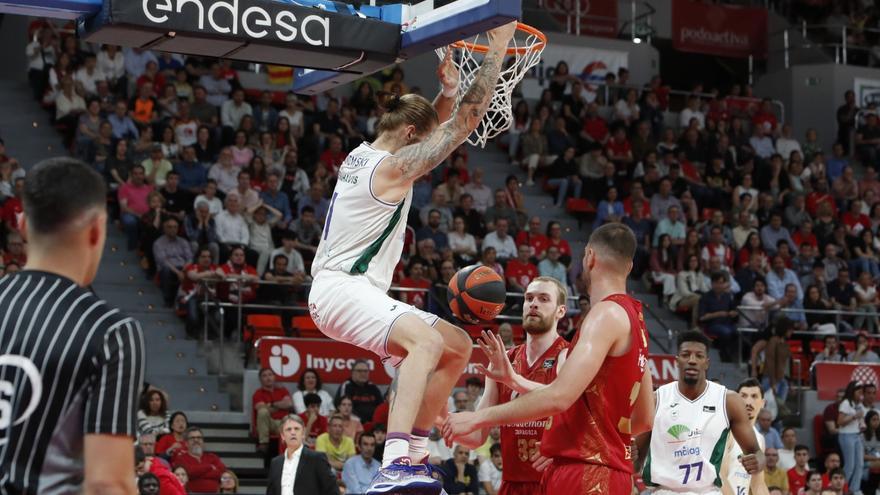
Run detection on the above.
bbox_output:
[444,223,656,494]
[454,276,570,495]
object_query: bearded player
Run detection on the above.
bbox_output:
[454,277,570,495]
[720,378,769,495]
[444,223,655,493]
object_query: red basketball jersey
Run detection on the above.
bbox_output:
[540,293,649,474]
[497,337,569,483]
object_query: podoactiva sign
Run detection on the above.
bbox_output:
[80,0,400,71]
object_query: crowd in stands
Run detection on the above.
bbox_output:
[17,15,880,495]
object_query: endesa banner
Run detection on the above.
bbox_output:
[258,337,679,388]
[671,0,768,59]
[815,362,880,400]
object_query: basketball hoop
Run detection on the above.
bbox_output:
[435,22,547,148]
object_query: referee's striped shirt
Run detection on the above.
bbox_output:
[0,270,146,495]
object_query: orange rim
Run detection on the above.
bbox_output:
[450,21,546,55]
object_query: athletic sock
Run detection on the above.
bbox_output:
[409,428,431,464]
[382,432,412,468]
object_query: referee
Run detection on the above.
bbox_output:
[0,157,145,495]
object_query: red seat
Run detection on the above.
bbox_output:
[790,353,811,383]
[566,198,597,229]
[842,340,856,353]
[809,340,824,354]
[246,314,284,343]
[787,339,803,355]
[292,315,324,339]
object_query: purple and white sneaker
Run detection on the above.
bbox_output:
[365,458,442,495]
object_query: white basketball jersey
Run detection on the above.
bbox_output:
[643,381,730,492]
[725,425,765,495]
[311,142,413,292]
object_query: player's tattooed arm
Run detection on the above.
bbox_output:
[390,47,504,182]
[382,22,515,186]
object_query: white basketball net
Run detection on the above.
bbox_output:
[435,26,545,147]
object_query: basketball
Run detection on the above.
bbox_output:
[447,265,507,324]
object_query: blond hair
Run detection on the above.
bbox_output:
[529,276,568,306]
[376,93,439,137]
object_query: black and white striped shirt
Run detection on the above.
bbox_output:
[0,270,145,495]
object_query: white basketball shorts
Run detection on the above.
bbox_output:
[308,270,440,368]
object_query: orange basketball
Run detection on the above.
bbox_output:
[447,265,506,323]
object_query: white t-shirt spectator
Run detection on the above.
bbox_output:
[838,399,865,434]
[447,231,477,261]
[776,137,802,162]
[478,459,502,493]
[55,91,85,119]
[269,247,306,274]
[482,232,517,260]
[194,195,223,216]
[214,210,249,245]
[463,182,493,213]
[679,108,705,129]
[97,50,125,80]
[291,389,335,417]
[74,67,105,95]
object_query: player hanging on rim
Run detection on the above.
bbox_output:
[635,331,764,495]
[307,21,517,495]
[719,378,769,495]
[444,223,656,494]
[452,276,570,495]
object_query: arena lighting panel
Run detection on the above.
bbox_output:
[77,0,402,74]
[292,0,522,95]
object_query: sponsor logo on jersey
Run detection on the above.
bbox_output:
[542,358,555,369]
[673,445,701,458]
[703,405,716,413]
[667,424,690,440]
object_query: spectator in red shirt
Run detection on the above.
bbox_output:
[546,221,572,264]
[515,216,549,261]
[787,445,810,495]
[1,177,23,232]
[752,98,778,134]
[173,427,226,493]
[605,126,633,171]
[792,220,818,252]
[156,411,189,457]
[320,135,347,176]
[300,392,329,448]
[506,243,538,293]
[136,446,186,495]
[806,178,838,217]
[843,199,872,236]
[216,245,258,305]
[398,260,432,310]
[119,165,154,250]
[580,103,609,145]
[253,367,293,451]
[623,181,651,219]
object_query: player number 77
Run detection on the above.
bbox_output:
[679,461,703,484]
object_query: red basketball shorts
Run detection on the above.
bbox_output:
[540,461,633,494]
[499,481,541,495]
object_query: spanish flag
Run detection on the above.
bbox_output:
[267,65,294,85]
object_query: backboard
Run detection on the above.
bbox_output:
[292,0,520,94]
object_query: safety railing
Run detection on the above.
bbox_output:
[194,277,589,345]
[530,0,656,43]
[772,23,880,69]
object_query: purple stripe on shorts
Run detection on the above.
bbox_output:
[411,428,431,437]
[386,432,411,442]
